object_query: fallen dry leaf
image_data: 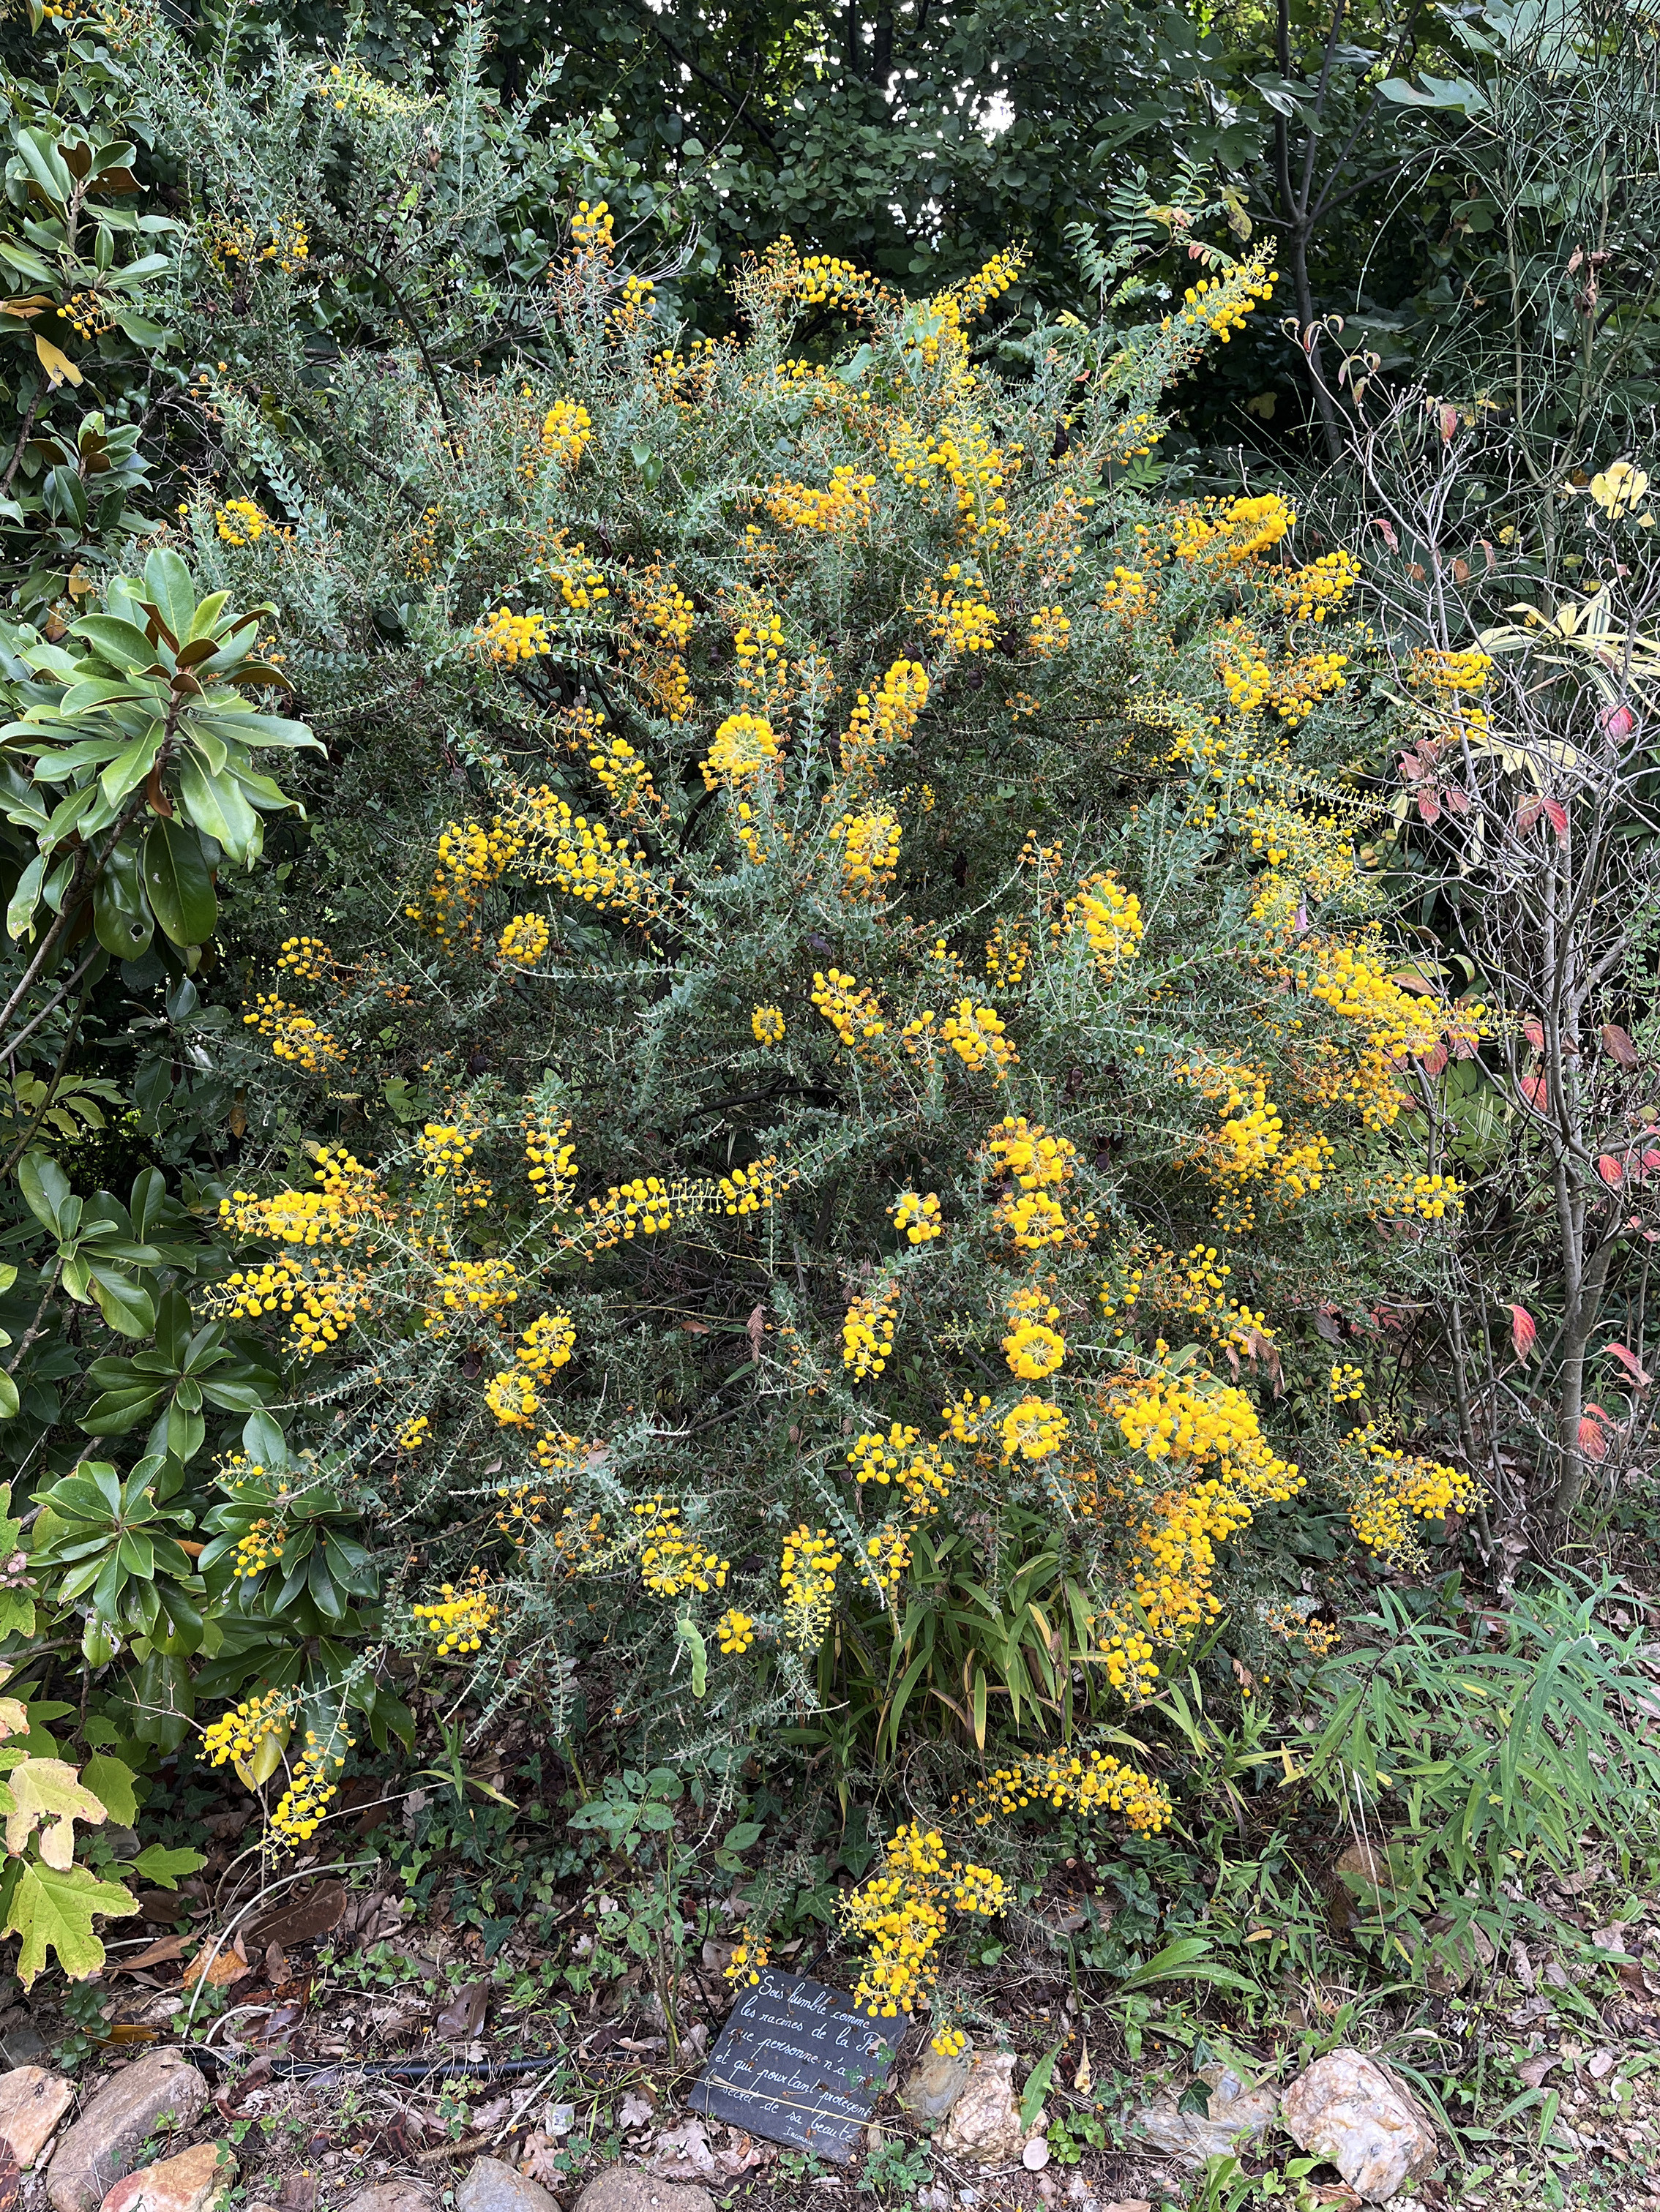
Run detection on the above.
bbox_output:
[109,1933,191,1975]
[435,1979,489,2040]
[182,1948,253,1990]
[1518,2053,1560,2089]
[247,1878,347,1949]
[650,2118,717,2180]
[1589,2050,1618,2078]
[617,2092,655,2131]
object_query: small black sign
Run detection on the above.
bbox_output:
[687,1968,904,2161]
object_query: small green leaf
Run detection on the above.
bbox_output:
[79,1752,138,1826]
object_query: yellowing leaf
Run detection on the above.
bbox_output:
[0,1699,29,1741]
[3,1757,107,1868]
[32,335,82,388]
[1,1858,138,1986]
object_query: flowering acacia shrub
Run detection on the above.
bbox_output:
[180,210,1481,2002]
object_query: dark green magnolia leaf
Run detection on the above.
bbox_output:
[91,839,153,959]
[141,817,217,945]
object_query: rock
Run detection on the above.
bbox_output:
[900,2047,974,2123]
[0,2064,75,2168]
[1021,2138,1050,2172]
[46,2050,209,2212]
[100,2142,236,2212]
[459,2162,559,2212]
[1280,2050,1439,2203]
[936,2054,1026,2167]
[1132,2065,1280,2167]
[0,2023,48,2069]
[336,2189,434,2212]
[572,2174,716,2212]
[1421,1913,1497,1995]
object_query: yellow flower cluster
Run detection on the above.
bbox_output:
[986,1115,1077,1191]
[725,1927,770,1986]
[475,607,552,664]
[397,1414,429,1451]
[635,1499,730,1597]
[927,577,998,652]
[202,1689,290,1785]
[232,1518,285,1578]
[1171,491,1294,569]
[840,1823,1005,2016]
[1001,1396,1069,1461]
[780,1524,842,1649]
[1002,1286,1066,1379]
[931,2026,968,2058]
[1345,1433,1484,1567]
[569,1158,790,1257]
[843,1285,898,1379]
[862,1521,912,1600]
[890,1190,942,1243]
[1272,649,1350,727]
[270,1730,351,1846]
[242,995,348,1075]
[540,399,592,471]
[523,1116,577,1204]
[215,1257,371,1356]
[276,935,334,983]
[588,734,665,821]
[1164,260,1276,345]
[1408,647,1492,694]
[939,998,1017,1073]
[811,967,887,1051]
[485,1368,539,1428]
[1375,1169,1462,1221]
[517,1310,576,1376]
[216,497,273,547]
[1272,550,1359,621]
[1098,1242,1274,1359]
[1065,872,1144,978]
[412,1568,498,1657]
[841,658,928,778]
[1330,1362,1366,1403]
[752,1003,785,1045]
[717,1607,755,1654]
[427,1254,520,1325]
[966,1749,1171,1835]
[571,198,613,251]
[766,465,876,533]
[832,806,902,895]
[1028,604,1072,656]
[701,711,780,789]
[956,246,1025,321]
[848,1422,954,1518]
[499,912,550,967]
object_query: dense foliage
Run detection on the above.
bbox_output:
[0,0,1654,2053]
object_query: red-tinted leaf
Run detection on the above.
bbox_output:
[1543,796,1569,838]
[1579,1412,1610,1461]
[1517,797,1544,833]
[1416,791,1443,825]
[1602,1023,1640,1071]
[1524,1016,1546,1051]
[1419,1043,1449,1076]
[1598,1154,1625,1186]
[1519,1073,1549,1111]
[1372,517,1399,552]
[1607,1341,1653,1388]
[1604,703,1637,741]
[1437,402,1459,442]
[1508,1303,1537,1360]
